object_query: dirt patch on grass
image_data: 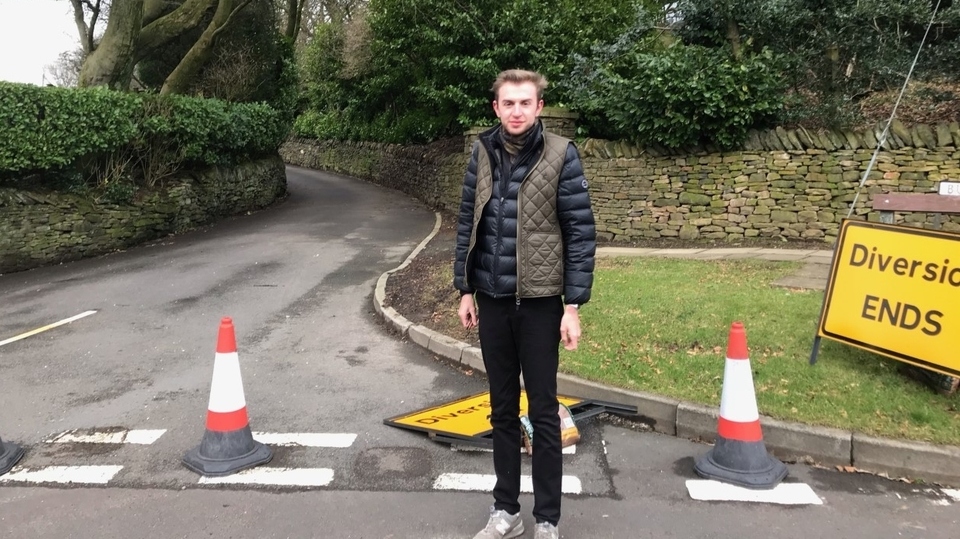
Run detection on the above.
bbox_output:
[385,213,480,347]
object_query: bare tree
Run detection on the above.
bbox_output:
[283,0,307,39]
[195,44,262,100]
[45,48,87,87]
[275,0,364,43]
[68,0,108,54]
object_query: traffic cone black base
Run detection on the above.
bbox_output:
[694,321,788,490]
[183,317,272,477]
[183,426,272,477]
[694,437,788,489]
[1,436,24,476]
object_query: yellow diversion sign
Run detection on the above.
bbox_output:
[385,391,584,440]
[818,220,960,377]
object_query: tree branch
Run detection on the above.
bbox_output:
[209,0,253,42]
[160,0,252,95]
[69,0,100,53]
[136,0,217,62]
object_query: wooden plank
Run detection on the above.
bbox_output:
[871,193,960,213]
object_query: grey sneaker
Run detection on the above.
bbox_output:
[472,506,524,539]
[534,522,559,539]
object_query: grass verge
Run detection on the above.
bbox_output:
[562,257,960,446]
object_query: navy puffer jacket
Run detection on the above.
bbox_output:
[453,122,596,305]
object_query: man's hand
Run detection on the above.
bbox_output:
[459,294,478,328]
[560,305,581,350]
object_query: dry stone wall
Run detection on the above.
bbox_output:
[0,156,287,274]
[582,146,960,243]
[280,116,960,243]
[281,137,469,212]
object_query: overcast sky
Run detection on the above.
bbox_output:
[0,0,80,85]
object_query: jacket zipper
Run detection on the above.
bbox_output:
[493,150,506,296]
[515,150,546,310]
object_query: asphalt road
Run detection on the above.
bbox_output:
[0,166,957,538]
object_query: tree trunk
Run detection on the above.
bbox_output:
[726,16,741,61]
[69,0,100,54]
[284,0,306,39]
[137,0,218,63]
[160,0,251,95]
[78,0,145,89]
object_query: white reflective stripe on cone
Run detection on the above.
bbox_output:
[207,351,247,413]
[718,357,760,422]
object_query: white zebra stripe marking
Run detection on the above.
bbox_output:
[433,473,582,494]
[198,467,335,487]
[251,432,357,448]
[46,429,167,445]
[0,465,123,485]
[686,480,823,505]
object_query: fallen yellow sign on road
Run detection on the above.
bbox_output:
[385,391,583,440]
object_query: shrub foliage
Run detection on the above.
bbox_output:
[0,82,289,187]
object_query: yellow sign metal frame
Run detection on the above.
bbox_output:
[384,391,585,441]
[818,219,960,377]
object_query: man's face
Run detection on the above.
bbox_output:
[493,81,543,136]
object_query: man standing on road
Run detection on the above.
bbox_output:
[453,69,597,539]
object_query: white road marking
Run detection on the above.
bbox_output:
[0,310,97,347]
[433,473,582,494]
[450,444,577,454]
[198,467,335,487]
[251,432,357,448]
[0,465,123,485]
[943,489,960,502]
[686,479,823,505]
[46,429,167,445]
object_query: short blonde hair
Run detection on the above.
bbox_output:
[491,69,548,101]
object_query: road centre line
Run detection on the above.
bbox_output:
[686,480,823,505]
[46,429,167,445]
[0,465,123,485]
[433,473,583,495]
[198,467,335,487]
[0,310,98,347]
[251,432,357,448]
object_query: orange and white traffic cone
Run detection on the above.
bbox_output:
[183,317,272,476]
[0,432,24,476]
[694,322,787,489]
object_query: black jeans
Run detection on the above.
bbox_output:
[476,293,563,526]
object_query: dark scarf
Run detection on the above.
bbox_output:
[498,124,536,163]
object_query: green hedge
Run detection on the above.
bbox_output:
[0,82,289,179]
[567,43,785,150]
